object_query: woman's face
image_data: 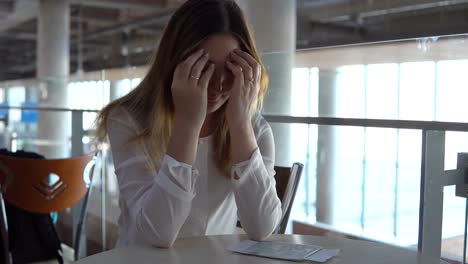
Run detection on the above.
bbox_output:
[198,33,240,114]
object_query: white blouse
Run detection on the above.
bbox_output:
[107,107,281,248]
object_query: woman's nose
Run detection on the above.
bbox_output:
[208,72,224,92]
[219,73,225,91]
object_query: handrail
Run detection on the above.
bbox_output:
[264,115,468,132]
[2,106,468,132]
[0,106,99,113]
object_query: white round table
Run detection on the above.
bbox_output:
[76,234,445,264]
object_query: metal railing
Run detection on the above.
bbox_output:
[265,114,468,261]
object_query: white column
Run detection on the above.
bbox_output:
[25,86,38,102]
[109,81,119,102]
[25,86,38,135]
[237,0,296,167]
[109,80,128,101]
[37,0,70,158]
[316,69,339,225]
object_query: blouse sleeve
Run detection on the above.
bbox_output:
[230,116,282,240]
[107,108,199,247]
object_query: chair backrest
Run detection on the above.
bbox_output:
[0,152,96,214]
[0,151,97,262]
[274,162,304,234]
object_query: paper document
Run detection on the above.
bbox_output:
[229,240,339,262]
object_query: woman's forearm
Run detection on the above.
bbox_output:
[230,122,258,163]
[231,150,282,240]
[167,117,201,165]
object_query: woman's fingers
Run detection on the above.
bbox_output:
[230,51,253,84]
[171,49,211,128]
[226,60,244,87]
[190,52,210,83]
[199,63,215,89]
[233,49,260,81]
[176,49,205,79]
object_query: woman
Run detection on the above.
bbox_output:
[95,0,281,248]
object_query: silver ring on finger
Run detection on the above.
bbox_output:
[190,74,200,80]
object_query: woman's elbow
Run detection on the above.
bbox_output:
[245,219,279,241]
[136,227,177,248]
[246,227,274,241]
[135,216,178,248]
[152,236,176,248]
[245,206,282,241]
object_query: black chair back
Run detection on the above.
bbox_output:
[274,162,304,234]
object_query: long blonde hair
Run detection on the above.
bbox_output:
[95,0,269,175]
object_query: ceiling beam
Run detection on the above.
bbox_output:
[297,8,468,48]
[70,0,165,12]
[0,32,36,41]
[300,0,468,23]
[78,9,172,42]
[0,1,14,15]
[71,16,114,28]
[0,0,38,32]
[8,33,161,73]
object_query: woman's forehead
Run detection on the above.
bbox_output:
[200,33,240,65]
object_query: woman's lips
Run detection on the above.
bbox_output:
[208,91,228,105]
[208,98,219,105]
[208,94,220,103]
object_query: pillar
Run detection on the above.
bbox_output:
[316,69,339,225]
[24,86,38,139]
[25,86,38,102]
[237,0,296,167]
[109,80,128,101]
[36,0,70,158]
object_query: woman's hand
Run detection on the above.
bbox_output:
[172,49,215,129]
[225,49,261,163]
[167,49,215,165]
[225,49,261,128]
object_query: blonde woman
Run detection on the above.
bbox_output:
[96,0,281,248]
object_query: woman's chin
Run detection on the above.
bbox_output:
[207,103,220,114]
[206,100,227,114]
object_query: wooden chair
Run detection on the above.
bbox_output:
[274,162,304,234]
[0,151,97,263]
[236,162,304,234]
